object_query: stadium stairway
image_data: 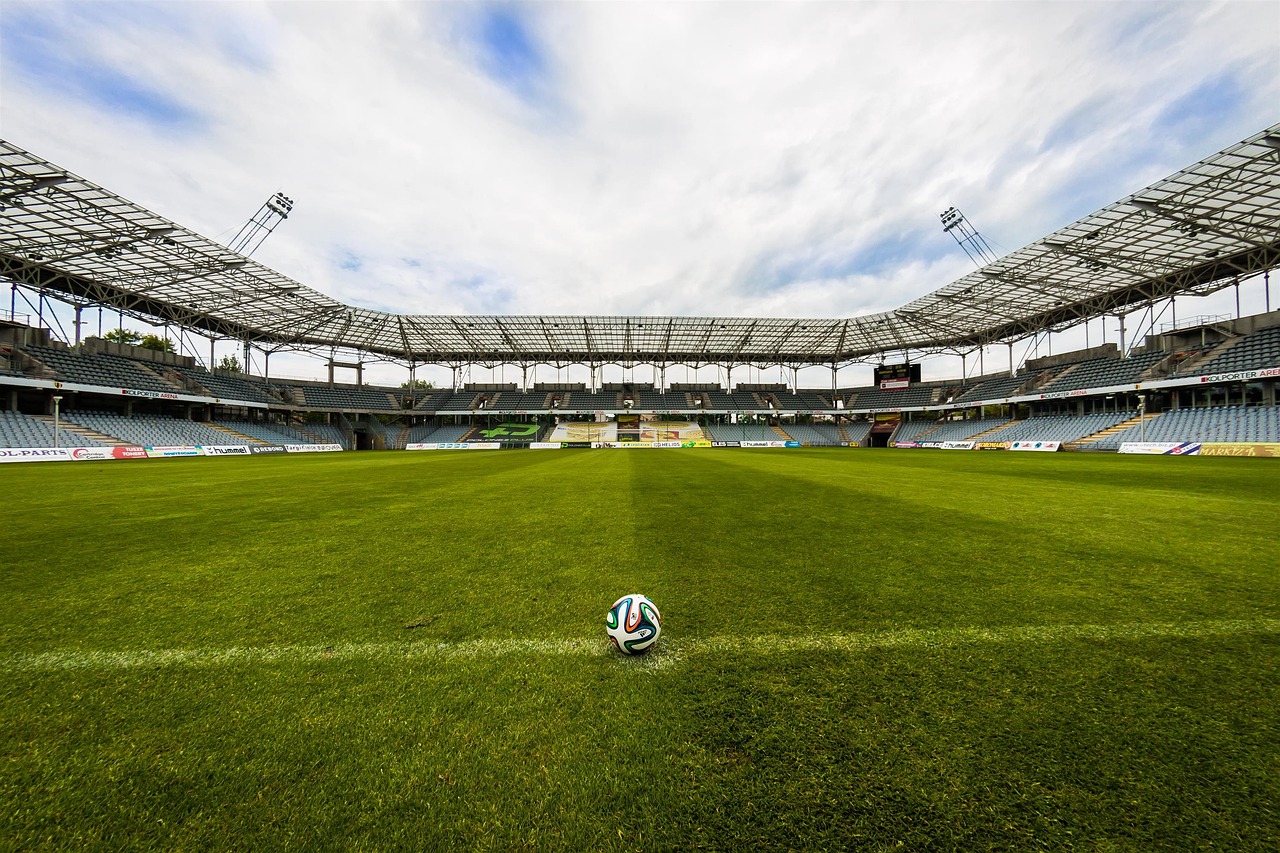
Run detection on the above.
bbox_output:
[910,421,947,441]
[294,424,342,448]
[206,423,269,444]
[1067,412,1157,450]
[970,420,1020,439]
[30,414,124,446]
[771,425,791,441]
[1177,335,1245,375]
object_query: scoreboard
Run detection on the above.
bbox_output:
[874,362,920,390]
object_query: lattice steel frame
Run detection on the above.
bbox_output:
[2,125,1278,370]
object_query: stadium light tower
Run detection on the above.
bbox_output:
[228,192,294,256]
[940,206,998,268]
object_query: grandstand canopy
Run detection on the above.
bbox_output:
[2,125,1278,367]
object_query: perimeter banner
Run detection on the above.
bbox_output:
[201,445,252,456]
[1118,442,1202,455]
[1009,441,1061,452]
[68,447,118,461]
[1197,443,1280,458]
[406,442,502,451]
[145,446,201,458]
[0,448,72,463]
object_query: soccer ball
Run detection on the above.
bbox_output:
[605,594,662,654]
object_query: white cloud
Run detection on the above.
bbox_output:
[1,0,1277,386]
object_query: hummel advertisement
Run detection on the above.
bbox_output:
[202,446,252,456]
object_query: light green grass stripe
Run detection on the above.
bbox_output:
[6,618,1279,673]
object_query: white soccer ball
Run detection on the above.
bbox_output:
[605,594,662,654]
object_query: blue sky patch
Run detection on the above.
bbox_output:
[743,229,945,295]
[1152,71,1245,139]
[337,251,364,272]
[0,11,201,129]
[475,6,547,98]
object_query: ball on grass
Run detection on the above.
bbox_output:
[605,594,662,654]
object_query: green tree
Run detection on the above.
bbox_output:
[104,327,142,345]
[139,334,175,352]
[400,378,435,390]
[217,355,242,373]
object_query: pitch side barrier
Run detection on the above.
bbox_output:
[893,440,1063,452]
[1117,442,1280,457]
[0,444,343,463]
[406,440,814,451]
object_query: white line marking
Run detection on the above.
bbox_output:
[5,619,1278,674]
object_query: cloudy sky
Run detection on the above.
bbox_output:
[1,1,1277,386]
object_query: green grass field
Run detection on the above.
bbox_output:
[2,448,1278,850]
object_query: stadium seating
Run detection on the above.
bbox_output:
[631,390,695,410]
[283,384,400,411]
[0,410,104,448]
[952,372,1031,403]
[411,390,455,411]
[65,411,249,447]
[702,423,782,442]
[20,344,180,393]
[845,385,937,409]
[924,417,1014,441]
[561,391,621,410]
[214,420,307,444]
[885,420,936,440]
[770,390,833,410]
[1037,351,1167,392]
[411,424,472,443]
[434,391,484,411]
[1095,405,1280,448]
[981,411,1135,444]
[703,390,766,410]
[175,367,277,403]
[841,421,874,445]
[297,422,349,448]
[779,423,842,445]
[500,392,552,410]
[1192,325,1280,375]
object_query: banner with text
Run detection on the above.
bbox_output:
[1118,442,1202,455]
[1197,442,1280,458]
[1009,441,1061,452]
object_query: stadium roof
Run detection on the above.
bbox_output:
[2,125,1278,367]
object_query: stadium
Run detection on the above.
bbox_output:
[3,127,1280,455]
[3,4,1280,850]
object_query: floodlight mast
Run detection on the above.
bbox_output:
[940,206,999,268]
[227,192,294,256]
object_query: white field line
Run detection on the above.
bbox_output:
[5,618,1279,674]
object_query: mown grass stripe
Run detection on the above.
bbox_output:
[7,618,1278,673]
